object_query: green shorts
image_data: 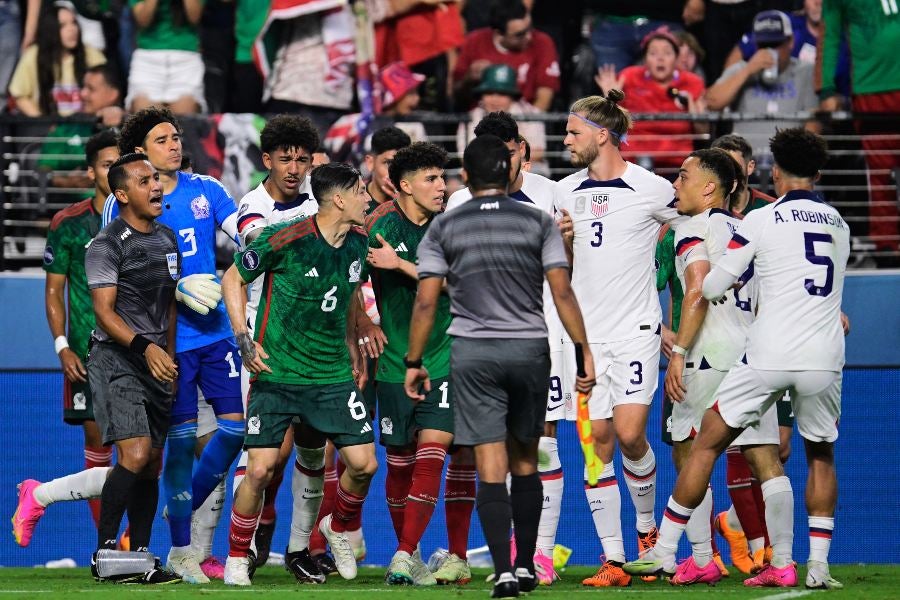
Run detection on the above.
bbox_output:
[777,392,795,427]
[245,380,374,448]
[64,376,94,424]
[377,377,453,447]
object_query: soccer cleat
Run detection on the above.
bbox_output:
[637,527,659,582]
[199,556,225,580]
[670,556,723,586]
[491,572,519,598]
[765,546,773,564]
[433,553,472,585]
[751,547,767,572]
[253,520,275,567]
[284,548,326,584]
[411,546,437,586]
[346,528,367,562]
[714,511,754,574]
[312,552,338,576]
[743,563,798,587]
[583,561,633,587]
[386,550,415,585]
[515,567,536,593]
[318,514,357,580]
[713,552,730,577]
[126,568,183,585]
[11,479,45,547]
[533,550,559,585]
[224,555,253,586]
[166,547,210,584]
[805,560,843,590]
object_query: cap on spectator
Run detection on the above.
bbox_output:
[640,26,681,55]
[380,62,425,108]
[752,10,793,45]
[474,64,521,98]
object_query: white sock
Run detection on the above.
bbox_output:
[288,445,325,553]
[584,461,624,563]
[192,478,226,560]
[656,496,693,571]
[686,488,713,567]
[33,467,110,506]
[536,436,563,555]
[622,447,657,534]
[808,516,834,564]
[726,504,744,532]
[233,450,248,498]
[761,476,794,568]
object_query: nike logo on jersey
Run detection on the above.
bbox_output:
[305,268,319,277]
[625,389,643,396]
[394,242,408,253]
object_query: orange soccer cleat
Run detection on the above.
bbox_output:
[582,560,632,587]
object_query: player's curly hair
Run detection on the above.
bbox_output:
[260,114,320,155]
[368,126,411,156]
[689,148,746,208]
[85,128,119,167]
[388,142,448,191]
[570,92,632,147]
[117,106,181,154]
[770,128,828,179]
[474,111,519,143]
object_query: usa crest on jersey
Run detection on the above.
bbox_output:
[166,252,179,279]
[591,193,609,217]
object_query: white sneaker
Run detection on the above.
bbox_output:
[166,546,210,584]
[411,546,437,586]
[223,555,252,586]
[805,560,843,590]
[318,514,357,580]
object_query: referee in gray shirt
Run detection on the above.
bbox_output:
[405,135,596,598]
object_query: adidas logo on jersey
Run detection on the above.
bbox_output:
[360,422,373,434]
[394,242,408,253]
[305,268,319,277]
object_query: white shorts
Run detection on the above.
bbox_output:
[126,49,206,110]
[545,348,565,422]
[715,362,841,444]
[196,391,218,438]
[561,333,661,421]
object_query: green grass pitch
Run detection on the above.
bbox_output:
[0,565,898,599]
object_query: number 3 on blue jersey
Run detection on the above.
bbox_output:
[179,228,197,257]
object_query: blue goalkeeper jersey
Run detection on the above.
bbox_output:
[103,171,240,352]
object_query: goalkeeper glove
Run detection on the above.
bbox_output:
[175,273,222,315]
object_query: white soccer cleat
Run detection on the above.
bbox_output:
[166,546,210,584]
[805,560,843,590]
[318,514,357,580]
[411,546,437,586]
[223,555,252,586]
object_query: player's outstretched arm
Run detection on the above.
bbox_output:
[222,265,270,374]
[546,267,595,395]
[404,276,441,401]
[665,260,710,403]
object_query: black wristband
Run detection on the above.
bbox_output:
[130,335,152,356]
[403,355,423,369]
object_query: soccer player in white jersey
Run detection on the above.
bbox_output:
[232,115,326,583]
[446,112,567,585]
[663,148,781,585]
[555,92,683,587]
[625,129,849,590]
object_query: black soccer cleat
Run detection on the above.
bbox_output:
[125,568,182,585]
[285,548,326,584]
[247,549,258,581]
[515,568,537,594]
[253,520,276,567]
[312,552,338,577]
[492,572,520,598]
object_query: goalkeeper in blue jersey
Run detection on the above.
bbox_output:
[103,107,244,583]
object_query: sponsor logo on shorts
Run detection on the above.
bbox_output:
[242,250,260,271]
[43,245,54,265]
[380,417,393,435]
[625,388,643,396]
[349,259,362,283]
[247,415,261,435]
[166,252,179,279]
[73,392,87,411]
[360,422,372,434]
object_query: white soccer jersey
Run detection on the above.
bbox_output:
[445,171,565,345]
[556,162,682,343]
[711,190,849,371]
[674,208,755,370]
[236,178,318,328]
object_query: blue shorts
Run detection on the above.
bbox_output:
[172,338,243,424]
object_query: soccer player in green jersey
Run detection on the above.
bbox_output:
[364,142,457,586]
[39,129,120,529]
[221,163,375,586]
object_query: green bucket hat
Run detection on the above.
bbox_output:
[474,64,522,98]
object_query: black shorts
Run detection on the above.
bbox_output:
[63,375,94,424]
[450,337,550,446]
[87,342,173,449]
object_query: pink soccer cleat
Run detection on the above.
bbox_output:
[670,556,723,586]
[11,479,45,547]
[200,556,226,580]
[533,550,560,586]
[743,563,798,587]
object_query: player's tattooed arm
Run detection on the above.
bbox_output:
[222,265,270,374]
[346,284,368,389]
[355,287,387,359]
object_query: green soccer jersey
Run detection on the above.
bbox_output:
[43,198,101,359]
[655,226,682,333]
[235,216,368,385]
[365,201,451,383]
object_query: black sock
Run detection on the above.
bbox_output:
[97,464,138,549]
[510,473,543,573]
[126,477,159,552]
[477,482,512,576]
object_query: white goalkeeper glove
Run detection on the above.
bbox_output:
[175,273,222,315]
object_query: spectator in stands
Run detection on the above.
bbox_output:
[38,63,125,189]
[817,0,900,267]
[227,0,266,113]
[0,0,37,112]
[675,30,706,79]
[705,10,818,158]
[127,0,205,114]
[587,1,687,73]
[453,0,560,111]
[8,1,105,117]
[594,27,706,172]
[456,64,548,175]
[711,133,775,216]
